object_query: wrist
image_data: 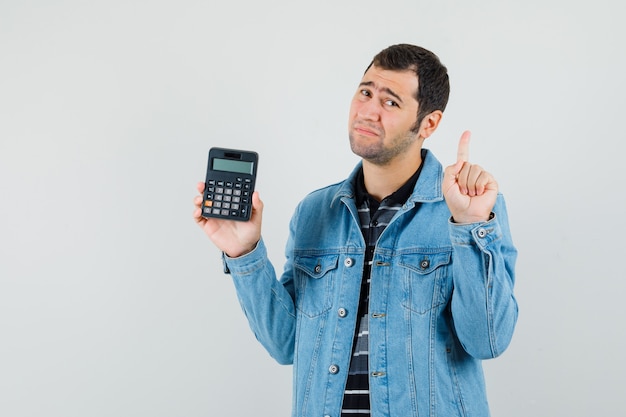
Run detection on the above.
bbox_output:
[224,241,259,258]
[451,212,494,224]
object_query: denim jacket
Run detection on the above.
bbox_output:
[224,150,518,417]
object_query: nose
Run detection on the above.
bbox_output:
[356,98,381,121]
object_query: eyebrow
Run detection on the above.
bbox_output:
[359,81,404,104]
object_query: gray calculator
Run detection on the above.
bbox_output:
[201,147,259,221]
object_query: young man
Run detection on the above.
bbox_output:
[193,44,518,417]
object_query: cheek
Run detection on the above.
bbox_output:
[387,115,416,134]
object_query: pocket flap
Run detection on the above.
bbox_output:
[399,251,451,274]
[294,254,339,278]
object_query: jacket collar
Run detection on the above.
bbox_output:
[331,149,445,207]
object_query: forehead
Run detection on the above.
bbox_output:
[360,65,419,102]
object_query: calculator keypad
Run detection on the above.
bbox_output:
[202,177,253,220]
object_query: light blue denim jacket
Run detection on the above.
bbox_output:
[224,150,518,417]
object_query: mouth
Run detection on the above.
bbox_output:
[352,124,381,137]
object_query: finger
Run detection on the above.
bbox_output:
[476,170,497,195]
[466,165,483,196]
[196,181,205,194]
[474,172,488,196]
[455,162,470,195]
[192,206,205,223]
[251,190,262,205]
[251,191,264,213]
[456,130,471,163]
[444,165,459,185]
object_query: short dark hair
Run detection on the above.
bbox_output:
[365,44,450,129]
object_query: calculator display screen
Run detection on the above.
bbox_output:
[212,158,254,175]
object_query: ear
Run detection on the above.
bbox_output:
[418,110,443,140]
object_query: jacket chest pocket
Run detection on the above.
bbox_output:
[399,251,451,315]
[293,254,339,318]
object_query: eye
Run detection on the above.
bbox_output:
[384,99,399,107]
[360,89,371,97]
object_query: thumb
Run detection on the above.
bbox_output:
[251,191,263,210]
[250,191,264,221]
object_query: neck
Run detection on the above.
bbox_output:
[362,150,423,201]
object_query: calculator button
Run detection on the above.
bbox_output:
[203,172,254,220]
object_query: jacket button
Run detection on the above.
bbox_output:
[477,228,487,238]
[338,308,347,318]
[329,364,339,374]
[314,264,322,273]
[420,259,430,269]
[344,258,354,267]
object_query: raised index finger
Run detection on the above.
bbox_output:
[457,130,471,163]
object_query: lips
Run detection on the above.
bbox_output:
[353,123,381,137]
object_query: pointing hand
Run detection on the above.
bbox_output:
[442,131,498,223]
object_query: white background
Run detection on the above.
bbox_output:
[1,1,624,416]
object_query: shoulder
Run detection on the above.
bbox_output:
[299,178,350,209]
[300,162,361,206]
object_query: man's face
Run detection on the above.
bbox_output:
[348,65,422,166]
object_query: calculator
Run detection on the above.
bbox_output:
[201,147,259,222]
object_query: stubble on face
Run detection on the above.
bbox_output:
[349,127,419,166]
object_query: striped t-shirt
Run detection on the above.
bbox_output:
[340,161,423,416]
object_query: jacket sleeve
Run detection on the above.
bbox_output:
[448,193,518,359]
[224,235,298,365]
[224,210,301,365]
